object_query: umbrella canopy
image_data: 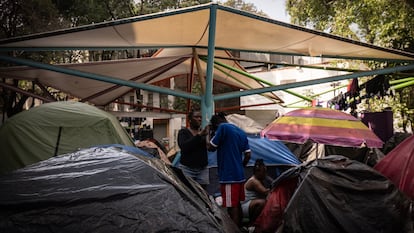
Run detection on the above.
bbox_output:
[261,107,383,148]
[374,134,414,199]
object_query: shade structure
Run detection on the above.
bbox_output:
[261,107,383,148]
[374,134,414,199]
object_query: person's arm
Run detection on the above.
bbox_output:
[242,150,251,167]
[207,136,217,152]
[251,178,270,196]
[177,129,201,152]
[206,125,218,152]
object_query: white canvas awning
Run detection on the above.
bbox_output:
[0,3,413,107]
[1,3,413,61]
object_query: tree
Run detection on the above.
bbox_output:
[286,0,414,52]
[286,0,414,132]
[219,0,267,16]
[0,0,66,39]
[0,0,71,118]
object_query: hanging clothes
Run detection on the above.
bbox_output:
[365,75,390,97]
[347,78,360,98]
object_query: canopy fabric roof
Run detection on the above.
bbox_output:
[1,3,413,61]
[0,48,282,106]
[0,3,413,107]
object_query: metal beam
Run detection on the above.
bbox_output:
[0,81,53,103]
[213,63,414,101]
[82,56,189,103]
[211,58,313,102]
[108,111,185,119]
[0,55,201,101]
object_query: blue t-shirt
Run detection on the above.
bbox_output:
[210,123,250,183]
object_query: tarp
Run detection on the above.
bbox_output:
[254,155,413,233]
[208,136,300,167]
[374,134,414,199]
[0,101,135,174]
[0,146,239,233]
[225,113,264,135]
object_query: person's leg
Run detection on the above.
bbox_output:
[241,200,251,219]
[248,199,266,222]
[227,204,242,227]
[196,167,210,191]
[220,183,245,227]
[179,164,197,180]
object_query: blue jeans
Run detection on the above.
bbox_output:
[179,164,210,185]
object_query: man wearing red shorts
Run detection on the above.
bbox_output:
[207,112,251,227]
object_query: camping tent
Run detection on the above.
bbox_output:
[0,146,239,233]
[374,134,414,199]
[254,155,413,233]
[225,114,264,135]
[0,101,135,173]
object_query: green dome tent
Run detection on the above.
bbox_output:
[0,101,134,174]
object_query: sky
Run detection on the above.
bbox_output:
[244,0,290,23]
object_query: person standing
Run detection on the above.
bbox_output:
[207,112,251,227]
[177,109,209,190]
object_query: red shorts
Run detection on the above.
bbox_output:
[220,183,245,207]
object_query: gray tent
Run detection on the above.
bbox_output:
[0,146,239,233]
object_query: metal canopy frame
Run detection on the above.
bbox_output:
[1,3,413,125]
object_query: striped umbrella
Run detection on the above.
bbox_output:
[261,107,383,148]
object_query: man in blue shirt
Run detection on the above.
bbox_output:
[207,112,251,227]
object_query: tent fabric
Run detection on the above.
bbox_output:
[1,4,413,61]
[96,144,154,158]
[374,134,414,199]
[225,113,264,135]
[135,139,171,164]
[208,136,300,168]
[0,101,135,174]
[254,155,413,233]
[0,146,239,233]
[253,177,297,233]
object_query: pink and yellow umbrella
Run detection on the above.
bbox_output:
[261,107,383,148]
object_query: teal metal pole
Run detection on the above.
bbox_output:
[201,4,217,127]
[0,55,201,101]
